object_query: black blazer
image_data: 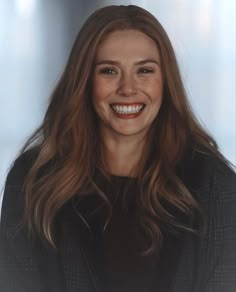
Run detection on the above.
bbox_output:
[0,149,236,292]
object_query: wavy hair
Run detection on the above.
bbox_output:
[21,5,227,254]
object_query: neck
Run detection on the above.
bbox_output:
[102,134,146,177]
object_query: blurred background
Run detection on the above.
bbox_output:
[0,0,235,210]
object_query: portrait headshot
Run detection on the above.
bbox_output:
[0,2,235,292]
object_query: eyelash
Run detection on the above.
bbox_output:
[137,68,154,74]
[98,67,155,75]
[99,68,117,74]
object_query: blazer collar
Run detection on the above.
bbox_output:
[56,196,108,292]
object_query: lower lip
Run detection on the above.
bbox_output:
[111,109,144,119]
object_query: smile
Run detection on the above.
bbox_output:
[110,104,145,115]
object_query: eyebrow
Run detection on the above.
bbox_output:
[95,59,160,66]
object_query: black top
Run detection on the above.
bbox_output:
[103,176,154,291]
[96,175,182,292]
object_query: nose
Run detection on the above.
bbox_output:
[117,73,137,97]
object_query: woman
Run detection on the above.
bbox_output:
[0,5,235,292]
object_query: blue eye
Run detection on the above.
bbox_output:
[99,68,116,74]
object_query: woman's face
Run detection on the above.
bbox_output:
[92,29,163,140]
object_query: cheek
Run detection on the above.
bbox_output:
[146,79,163,102]
[92,76,113,119]
[154,77,163,94]
[91,90,108,118]
[92,76,113,102]
[147,80,163,114]
[151,98,162,116]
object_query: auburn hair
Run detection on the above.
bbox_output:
[21,5,227,254]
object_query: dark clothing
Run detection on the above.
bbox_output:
[102,176,156,292]
[0,148,236,292]
[97,175,183,292]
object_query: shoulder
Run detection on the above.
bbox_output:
[183,149,236,224]
[5,147,39,187]
[192,149,235,189]
[180,147,236,208]
[182,146,235,187]
[1,147,39,224]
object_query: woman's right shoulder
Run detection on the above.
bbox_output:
[5,147,39,187]
[1,148,39,225]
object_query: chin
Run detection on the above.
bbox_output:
[113,126,148,137]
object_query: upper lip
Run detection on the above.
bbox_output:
[110,102,145,106]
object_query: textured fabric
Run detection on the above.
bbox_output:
[0,148,236,292]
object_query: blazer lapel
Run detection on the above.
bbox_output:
[57,197,107,292]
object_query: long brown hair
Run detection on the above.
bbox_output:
[21,5,229,254]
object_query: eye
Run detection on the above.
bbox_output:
[99,67,117,75]
[137,67,154,74]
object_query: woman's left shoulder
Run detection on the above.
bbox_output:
[196,150,235,185]
[189,149,236,201]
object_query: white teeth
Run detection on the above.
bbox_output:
[111,104,144,114]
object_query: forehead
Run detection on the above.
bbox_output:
[95,29,160,60]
